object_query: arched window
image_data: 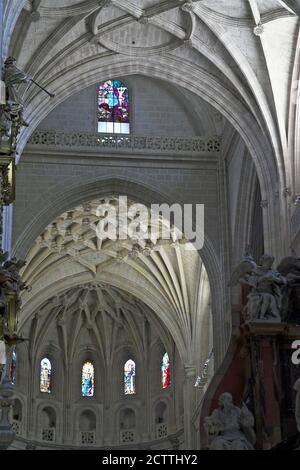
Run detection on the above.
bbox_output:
[82,362,95,397]
[162,353,171,389]
[11,350,17,384]
[97,80,130,134]
[124,359,136,395]
[40,358,52,393]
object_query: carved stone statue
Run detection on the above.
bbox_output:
[1,57,54,154]
[0,257,27,305]
[204,393,256,450]
[294,378,300,433]
[2,57,32,128]
[0,251,28,341]
[277,255,300,323]
[231,253,286,322]
[0,105,12,139]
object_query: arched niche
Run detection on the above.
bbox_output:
[79,409,96,431]
[78,410,97,446]
[154,401,169,440]
[119,407,138,445]
[39,406,57,444]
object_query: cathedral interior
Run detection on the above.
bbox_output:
[0,0,300,451]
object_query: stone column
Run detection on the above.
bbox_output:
[0,361,15,450]
[0,0,4,78]
[0,1,15,256]
[183,364,196,449]
[2,205,13,254]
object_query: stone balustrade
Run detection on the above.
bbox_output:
[27,130,221,157]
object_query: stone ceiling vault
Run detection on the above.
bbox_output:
[4,0,300,257]
[19,196,212,367]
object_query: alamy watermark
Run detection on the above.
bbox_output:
[94,196,204,251]
[292,340,300,365]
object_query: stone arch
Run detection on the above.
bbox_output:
[154,401,168,439]
[4,8,289,260]
[12,398,23,429]
[14,177,224,364]
[149,339,172,394]
[35,345,63,400]
[40,406,56,428]
[72,347,102,402]
[36,405,58,443]
[119,407,136,430]
[114,401,141,440]
[152,397,170,421]
[78,409,96,431]
[38,355,53,395]
[117,406,139,445]
[18,56,280,202]
[112,347,139,402]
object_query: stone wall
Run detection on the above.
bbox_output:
[37,76,207,137]
[12,149,220,258]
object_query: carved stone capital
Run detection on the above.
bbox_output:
[184,364,197,379]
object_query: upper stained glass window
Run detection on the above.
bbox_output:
[124,359,136,395]
[162,353,171,389]
[40,357,52,393]
[82,362,95,397]
[97,80,130,134]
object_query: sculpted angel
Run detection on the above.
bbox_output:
[230,253,286,322]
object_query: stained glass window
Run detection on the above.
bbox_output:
[11,350,17,384]
[82,362,95,397]
[40,358,52,393]
[124,359,136,395]
[98,80,130,134]
[162,353,171,389]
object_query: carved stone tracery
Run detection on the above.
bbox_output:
[27,130,221,155]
